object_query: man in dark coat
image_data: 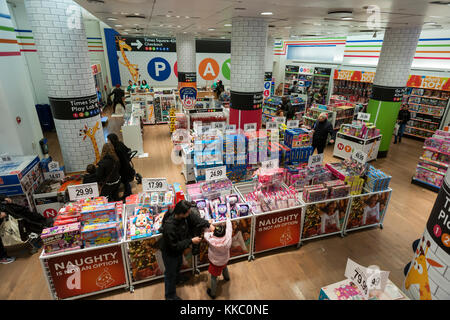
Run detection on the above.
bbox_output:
[159,200,212,300]
[108,84,125,114]
[394,105,411,144]
[281,96,295,120]
[107,133,135,199]
[312,112,335,154]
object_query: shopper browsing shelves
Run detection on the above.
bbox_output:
[159,200,212,300]
[281,96,295,120]
[394,105,411,144]
[97,143,121,202]
[311,112,335,154]
[82,164,97,184]
[108,84,125,114]
[204,219,232,299]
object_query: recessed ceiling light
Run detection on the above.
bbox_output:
[120,12,128,15]
[208,28,215,31]
[261,12,273,15]
[124,29,131,31]
[152,33,157,36]
[185,16,190,18]
[115,25,123,27]
[313,23,321,26]
[160,24,164,27]
[177,25,181,28]
[107,17,117,21]
[176,16,180,18]
[134,13,140,16]
[224,24,232,27]
[183,31,187,34]
[122,32,128,35]
[341,17,353,20]
[221,36,226,39]
[425,22,437,25]
[166,14,171,17]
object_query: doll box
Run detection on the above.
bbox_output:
[81,221,122,247]
[80,203,117,225]
[41,222,81,242]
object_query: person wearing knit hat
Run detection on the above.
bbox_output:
[311,112,335,154]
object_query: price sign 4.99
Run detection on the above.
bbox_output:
[68,183,99,201]
[142,178,168,192]
[205,166,227,181]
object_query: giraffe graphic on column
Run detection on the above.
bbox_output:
[117,38,140,83]
[79,121,101,163]
[405,236,443,300]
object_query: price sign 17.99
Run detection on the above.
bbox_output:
[68,183,99,201]
[142,178,168,192]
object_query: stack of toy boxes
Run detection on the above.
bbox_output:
[223,133,247,182]
[365,165,391,192]
[80,202,124,248]
[193,132,223,181]
[245,131,259,165]
[283,128,314,164]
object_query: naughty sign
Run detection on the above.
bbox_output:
[254,208,302,253]
[46,245,127,299]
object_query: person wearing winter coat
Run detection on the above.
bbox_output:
[0,195,15,264]
[311,112,335,154]
[204,218,232,299]
[394,105,411,144]
[96,142,121,202]
[159,200,212,300]
[107,133,135,199]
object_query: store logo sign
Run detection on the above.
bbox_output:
[180,87,197,110]
[199,58,219,80]
[148,57,171,81]
[222,58,231,80]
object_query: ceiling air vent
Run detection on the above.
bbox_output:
[87,0,105,3]
[429,1,450,4]
[125,15,146,19]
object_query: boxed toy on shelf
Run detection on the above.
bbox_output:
[412,132,450,191]
[193,193,250,222]
[41,222,82,255]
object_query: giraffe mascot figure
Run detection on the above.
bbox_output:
[117,38,140,83]
[79,121,101,164]
[405,236,443,300]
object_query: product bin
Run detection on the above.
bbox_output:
[122,203,193,292]
[333,132,382,162]
[233,181,304,258]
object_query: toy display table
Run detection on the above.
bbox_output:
[319,278,409,300]
[333,132,382,162]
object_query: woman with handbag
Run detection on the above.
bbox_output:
[107,133,135,199]
[97,142,121,202]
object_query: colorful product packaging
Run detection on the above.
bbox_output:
[41,222,82,254]
[80,203,117,225]
[81,221,122,247]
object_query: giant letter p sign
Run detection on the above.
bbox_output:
[148,57,171,81]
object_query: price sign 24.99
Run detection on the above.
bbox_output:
[68,183,99,201]
[205,166,227,181]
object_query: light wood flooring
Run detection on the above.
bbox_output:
[0,112,436,300]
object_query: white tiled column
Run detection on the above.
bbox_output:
[230,17,268,129]
[24,0,104,172]
[176,33,196,77]
[373,27,422,87]
[265,35,274,73]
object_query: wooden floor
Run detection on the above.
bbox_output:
[0,112,436,300]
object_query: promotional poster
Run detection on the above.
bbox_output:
[303,199,349,238]
[346,192,390,230]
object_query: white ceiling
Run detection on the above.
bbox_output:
[74,0,450,39]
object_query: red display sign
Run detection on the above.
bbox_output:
[407,75,450,91]
[333,70,375,83]
[43,208,58,219]
[254,208,302,253]
[46,245,126,299]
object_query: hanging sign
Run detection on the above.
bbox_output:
[333,70,375,83]
[68,183,99,201]
[267,122,278,130]
[352,150,368,164]
[287,120,300,129]
[179,87,197,110]
[244,123,257,132]
[44,170,65,181]
[407,75,450,91]
[357,113,371,121]
[49,95,100,120]
[205,166,227,181]
[142,178,168,192]
[48,161,60,172]
[308,153,324,167]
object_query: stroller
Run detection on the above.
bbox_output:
[0,202,52,254]
[128,150,143,185]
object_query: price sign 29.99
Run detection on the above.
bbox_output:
[205,166,227,181]
[68,183,99,201]
[142,178,168,192]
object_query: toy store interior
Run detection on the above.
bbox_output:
[1,0,450,303]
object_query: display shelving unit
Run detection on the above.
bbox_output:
[403,87,450,139]
[154,93,176,124]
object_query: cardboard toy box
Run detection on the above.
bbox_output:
[81,221,122,247]
[41,222,82,254]
[80,203,117,225]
